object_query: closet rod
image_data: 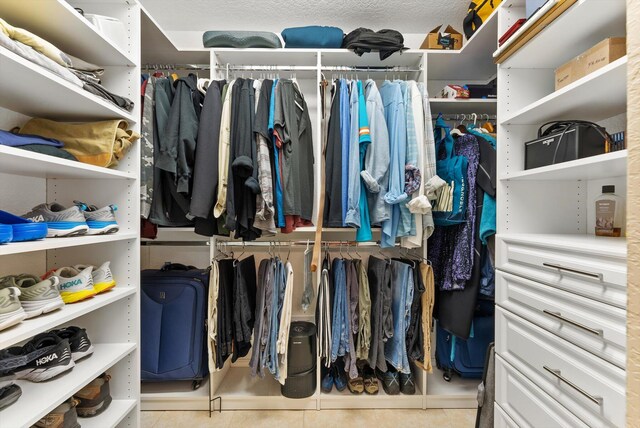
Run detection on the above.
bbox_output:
[321,65,422,72]
[433,114,497,120]
[215,241,405,247]
[141,241,210,246]
[142,63,210,71]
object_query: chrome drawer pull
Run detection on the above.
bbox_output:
[542,310,603,336]
[543,366,603,406]
[542,263,603,280]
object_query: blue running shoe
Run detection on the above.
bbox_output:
[0,225,11,244]
[22,203,88,238]
[74,202,119,235]
[0,211,47,242]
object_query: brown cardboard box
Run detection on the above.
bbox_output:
[421,25,463,50]
[554,37,626,91]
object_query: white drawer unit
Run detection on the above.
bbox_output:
[496,307,626,427]
[495,403,519,428]
[496,235,627,308]
[495,355,589,428]
[496,270,626,368]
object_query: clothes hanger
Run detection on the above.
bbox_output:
[482,114,495,133]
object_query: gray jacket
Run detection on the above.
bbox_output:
[362,80,390,225]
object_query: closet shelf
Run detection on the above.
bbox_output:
[500,150,627,182]
[429,98,497,114]
[319,387,423,409]
[0,231,138,256]
[81,399,137,428]
[501,56,627,125]
[320,49,425,68]
[0,0,135,66]
[497,233,627,259]
[0,287,136,349]
[141,379,211,411]
[0,145,136,181]
[0,46,136,123]
[497,0,626,68]
[427,5,499,81]
[425,372,479,408]
[0,343,136,428]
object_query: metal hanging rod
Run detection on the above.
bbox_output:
[321,65,422,73]
[215,240,408,248]
[433,113,497,120]
[143,63,423,73]
[142,63,210,71]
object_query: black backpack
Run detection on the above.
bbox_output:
[342,28,407,60]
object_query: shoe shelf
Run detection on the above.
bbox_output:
[0,0,136,67]
[0,146,137,181]
[0,232,137,257]
[0,286,135,349]
[0,342,136,428]
[319,386,424,409]
[81,399,137,428]
[0,46,136,123]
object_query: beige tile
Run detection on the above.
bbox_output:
[150,410,233,428]
[304,409,379,427]
[140,411,163,428]
[424,409,453,428]
[230,410,304,428]
[443,408,477,428]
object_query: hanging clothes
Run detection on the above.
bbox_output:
[324,80,344,227]
[214,79,236,219]
[339,79,351,226]
[416,83,438,239]
[396,81,416,239]
[254,79,277,235]
[383,259,414,374]
[355,81,373,242]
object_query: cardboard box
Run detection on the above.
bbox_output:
[421,25,463,50]
[555,37,626,91]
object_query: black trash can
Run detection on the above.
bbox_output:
[281,321,316,399]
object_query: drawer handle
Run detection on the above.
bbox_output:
[543,366,603,406]
[542,310,603,336]
[542,263,603,280]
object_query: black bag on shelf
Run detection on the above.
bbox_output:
[342,28,407,60]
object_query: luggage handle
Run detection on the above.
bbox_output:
[161,262,197,271]
[543,366,603,406]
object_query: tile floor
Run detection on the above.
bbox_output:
[141,408,477,428]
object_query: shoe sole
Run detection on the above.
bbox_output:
[60,289,96,304]
[0,384,22,410]
[16,359,75,382]
[0,308,27,332]
[85,225,119,235]
[72,345,94,362]
[47,224,89,238]
[77,394,112,418]
[93,280,116,294]
[21,297,65,319]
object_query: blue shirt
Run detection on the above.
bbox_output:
[339,79,351,226]
[269,80,285,228]
[356,81,373,242]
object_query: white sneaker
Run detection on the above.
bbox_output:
[44,266,96,304]
[74,262,116,294]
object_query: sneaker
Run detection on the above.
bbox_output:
[74,202,119,235]
[0,210,47,242]
[44,266,96,304]
[74,373,112,418]
[399,372,416,395]
[333,364,348,392]
[376,366,400,395]
[22,203,89,237]
[6,332,75,382]
[51,326,94,361]
[362,364,379,395]
[320,366,334,393]
[34,397,81,428]
[0,384,22,410]
[0,275,64,319]
[74,261,116,294]
[0,287,27,331]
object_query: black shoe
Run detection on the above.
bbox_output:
[0,384,22,410]
[5,332,75,382]
[34,397,81,428]
[399,372,416,395]
[333,364,348,392]
[75,373,113,417]
[51,326,94,361]
[376,366,400,395]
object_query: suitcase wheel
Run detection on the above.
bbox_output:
[192,380,202,390]
[443,371,452,382]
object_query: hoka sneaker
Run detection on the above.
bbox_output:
[0,384,21,410]
[22,203,89,237]
[44,266,96,304]
[74,262,116,294]
[74,373,112,418]
[51,326,94,362]
[34,397,81,428]
[0,287,27,331]
[6,332,75,382]
[0,275,64,319]
[74,201,119,235]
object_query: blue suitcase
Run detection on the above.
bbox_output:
[141,263,210,388]
[435,312,495,382]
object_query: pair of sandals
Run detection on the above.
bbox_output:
[347,365,378,395]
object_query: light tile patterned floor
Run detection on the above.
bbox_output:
[141,408,477,428]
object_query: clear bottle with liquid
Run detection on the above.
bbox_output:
[595,185,625,237]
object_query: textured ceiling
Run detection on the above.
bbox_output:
[139,0,469,34]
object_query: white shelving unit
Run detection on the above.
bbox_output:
[495,1,628,425]
[0,0,141,426]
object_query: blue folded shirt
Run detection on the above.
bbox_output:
[0,129,64,147]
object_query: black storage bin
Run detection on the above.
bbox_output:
[282,321,316,399]
[467,78,497,99]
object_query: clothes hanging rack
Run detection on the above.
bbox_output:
[432,113,497,120]
[142,63,210,71]
[214,240,406,248]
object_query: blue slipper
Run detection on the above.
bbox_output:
[0,225,12,244]
[0,211,48,242]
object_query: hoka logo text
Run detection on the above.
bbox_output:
[29,215,45,222]
[60,279,82,289]
[36,353,58,366]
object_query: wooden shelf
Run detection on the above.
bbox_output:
[430,98,497,114]
[0,0,135,66]
[0,343,136,428]
[501,150,627,182]
[0,286,135,349]
[0,46,136,122]
[0,145,136,180]
[498,0,626,69]
[502,57,627,125]
[0,231,137,256]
